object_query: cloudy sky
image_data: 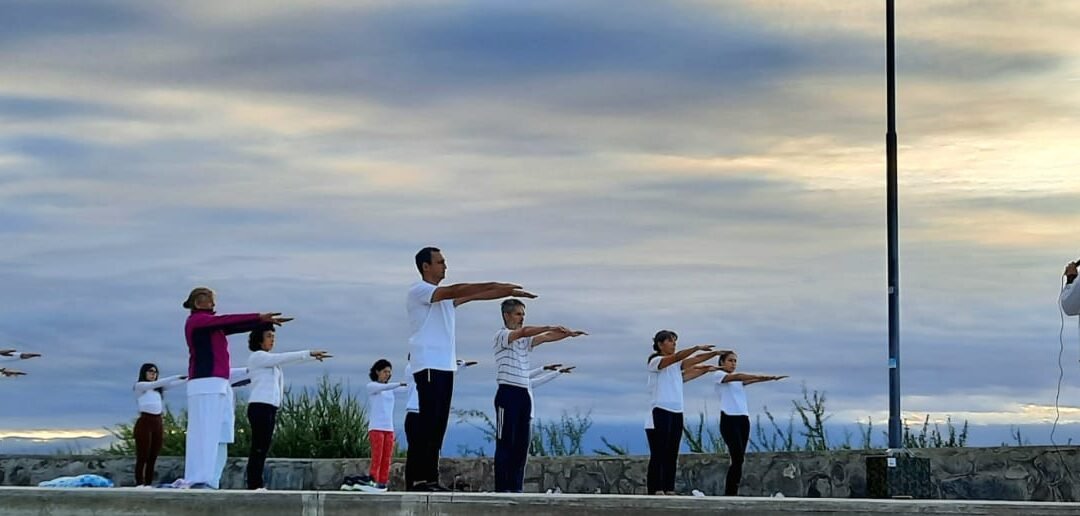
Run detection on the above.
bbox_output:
[3,0,1080,452]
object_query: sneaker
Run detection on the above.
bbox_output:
[692,489,705,497]
[340,476,357,491]
[355,478,384,493]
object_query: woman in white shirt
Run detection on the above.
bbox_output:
[132,363,186,486]
[245,326,330,490]
[645,330,718,496]
[714,350,786,496]
[363,358,409,492]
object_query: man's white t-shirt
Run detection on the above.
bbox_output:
[714,371,749,416]
[407,280,457,373]
[647,355,684,415]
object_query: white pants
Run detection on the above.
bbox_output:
[185,392,228,486]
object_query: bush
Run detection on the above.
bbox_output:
[104,375,370,458]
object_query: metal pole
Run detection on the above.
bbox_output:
[886,0,902,450]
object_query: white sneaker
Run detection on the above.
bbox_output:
[692,489,705,497]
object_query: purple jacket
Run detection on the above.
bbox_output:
[185,310,263,380]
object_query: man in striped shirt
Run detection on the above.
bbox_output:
[493,299,587,493]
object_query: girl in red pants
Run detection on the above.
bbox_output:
[132,363,186,487]
[362,359,408,492]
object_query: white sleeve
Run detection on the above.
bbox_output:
[531,371,560,389]
[248,350,311,369]
[494,329,512,350]
[367,381,401,395]
[647,356,662,372]
[410,282,437,306]
[528,367,546,378]
[229,368,250,383]
[133,375,184,393]
[1062,282,1080,316]
[714,371,728,384]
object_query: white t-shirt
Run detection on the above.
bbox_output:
[407,281,457,373]
[647,355,684,415]
[714,371,749,416]
[368,381,408,432]
[494,329,533,388]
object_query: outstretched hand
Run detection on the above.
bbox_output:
[0,349,15,357]
[259,313,294,326]
[553,327,588,337]
[693,344,716,353]
[1067,262,1079,280]
[770,375,789,381]
[558,366,576,374]
[310,350,332,361]
[462,360,479,367]
[542,363,563,371]
[510,289,537,299]
[18,353,41,360]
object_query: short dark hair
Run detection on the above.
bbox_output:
[501,299,525,314]
[415,247,441,274]
[718,350,736,365]
[370,359,392,381]
[248,324,275,352]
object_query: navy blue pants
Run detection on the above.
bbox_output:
[493,384,532,492]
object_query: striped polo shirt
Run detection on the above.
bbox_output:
[493,328,533,388]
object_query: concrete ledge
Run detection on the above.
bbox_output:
[3,487,1080,516]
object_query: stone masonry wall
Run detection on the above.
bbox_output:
[2,446,1079,501]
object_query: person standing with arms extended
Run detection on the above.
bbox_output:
[132,363,186,487]
[181,286,292,489]
[644,330,718,496]
[405,246,534,491]
[245,325,330,490]
[714,350,786,496]
[493,299,587,493]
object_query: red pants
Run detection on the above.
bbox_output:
[368,430,395,485]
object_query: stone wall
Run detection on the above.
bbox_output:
[2,446,1079,501]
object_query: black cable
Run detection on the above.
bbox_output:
[1051,275,1075,481]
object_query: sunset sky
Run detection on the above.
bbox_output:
[2,0,1080,451]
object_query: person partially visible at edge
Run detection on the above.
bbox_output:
[181,286,292,489]
[404,246,535,492]
[713,350,786,496]
[1061,260,1080,315]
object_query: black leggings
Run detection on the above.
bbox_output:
[646,407,683,494]
[720,412,750,496]
[246,402,278,489]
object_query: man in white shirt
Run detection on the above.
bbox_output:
[493,299,587,492]
[405,246,535,491]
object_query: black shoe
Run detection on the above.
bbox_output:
[426,481,451,492]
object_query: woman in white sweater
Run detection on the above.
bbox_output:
[132,363,186,486]
[245,326,330,490]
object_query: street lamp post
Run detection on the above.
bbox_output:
[886,0,902,450]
